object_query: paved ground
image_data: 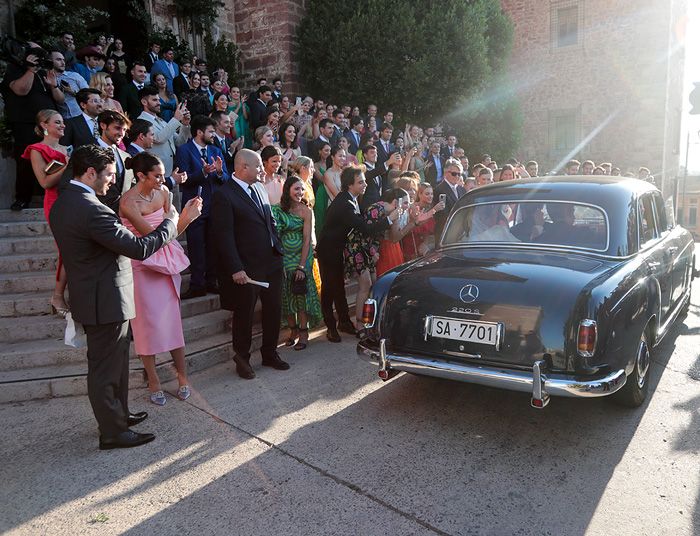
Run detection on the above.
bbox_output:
[2,295,700,535]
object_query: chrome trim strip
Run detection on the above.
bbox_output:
[444,350,482,359]
[655,286,691,344]
[357,341,627,399]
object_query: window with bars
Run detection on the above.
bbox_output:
[552,2,580,48]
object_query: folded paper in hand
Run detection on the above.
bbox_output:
[248,279,270,288]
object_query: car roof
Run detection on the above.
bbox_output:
[460,176,657,209]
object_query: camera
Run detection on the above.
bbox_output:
[0,36,53,69]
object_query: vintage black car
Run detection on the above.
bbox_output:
[357,177,694,408]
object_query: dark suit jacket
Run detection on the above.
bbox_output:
[310,136,331,162]
[375,139,394,168]
[118,82,142,120]
[61,115,96,149]
[175,140,230,218]
[173,73,190,98]
[344,129,362,155]
[424,154,446,186]
[145,51,159,73]
[317,190,390,262]
[49,182,177,325]
[249,98,268,131]
[360,161,387,211]
[432,179,466,242]
[212,135,235,174]
[210,180,283,310]
[440,145,457,160]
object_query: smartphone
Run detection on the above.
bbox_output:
[439,193,447,204]
[196,185,202,197]
[295,96,302,106]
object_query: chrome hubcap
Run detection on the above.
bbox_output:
[636,339,650,389]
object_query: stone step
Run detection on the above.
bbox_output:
[0,208,45,223]
[0,331,236,403]
[0,235,57,255]
[0,299,227,344]
[0,252,58,274]
[0,270,57,294]
[0,220,51,239]
[0,296,225,371]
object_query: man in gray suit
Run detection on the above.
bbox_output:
[49,145,202,450]
[137,86,190,209]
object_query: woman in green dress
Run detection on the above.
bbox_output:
[272,175,322,350]
[228,86,252,149]
[312,141,332,236]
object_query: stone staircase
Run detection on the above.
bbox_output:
[0,208,360,404]
[0,209,232,403]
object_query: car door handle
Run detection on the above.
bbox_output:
[647,261,661,268]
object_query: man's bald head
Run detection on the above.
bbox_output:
[234,148,264,184]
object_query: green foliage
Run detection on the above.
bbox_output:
[174,0,225,35]
[204,35,240,81]
[148,27,193,63]
[297,0,520,159]
[14,0,109,50]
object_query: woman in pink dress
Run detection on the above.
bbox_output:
[119,152,203,406]
[21,110,69,316]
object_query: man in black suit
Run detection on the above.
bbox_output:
[61,88,103,148]
[125,118,188,192]
[311,119,334,161]
[330,109,345,146]
[49,145,202,449]
[359,144,400,211]
[173,59,192,98]
[211,110,241,172]
[432,158,466,242]
[440,134,458,159]
[119,61,148,120]
[424,140,446,186]
[344,116,364,155]
[317,166,397,342]
[210,149,289,379]
[375,123,394,168]
[144,42,160,73]
[249,85,273,131]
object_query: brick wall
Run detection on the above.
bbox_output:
[500,0,687,192]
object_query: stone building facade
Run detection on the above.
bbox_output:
[500,0,687,191]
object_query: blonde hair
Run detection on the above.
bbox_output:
[254,125,273,145]
[89,72,113,98]
[34,109,61,137]
[289,155,313,175]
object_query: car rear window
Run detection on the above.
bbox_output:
[442,201,609,252]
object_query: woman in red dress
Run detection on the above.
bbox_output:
[21,110,70,316]
[401,183,445,260]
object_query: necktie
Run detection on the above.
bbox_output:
[248,185,263,213]
[92,119,99,139]
[200,147,207,161]
[136,84,143,90]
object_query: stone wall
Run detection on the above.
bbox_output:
[500,0,687,192]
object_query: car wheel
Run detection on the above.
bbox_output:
[613,330,651,408]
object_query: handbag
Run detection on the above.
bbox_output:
[289,269,308,296]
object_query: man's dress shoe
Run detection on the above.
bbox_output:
[326,329,342,343]
[99,430,155,450]
[338,322,357,335]
[127,412,148,426]
[262,353,290,370]
[233,355,256,379]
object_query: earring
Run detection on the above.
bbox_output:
[43,129,48,136]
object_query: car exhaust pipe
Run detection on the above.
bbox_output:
[531,360,551,409]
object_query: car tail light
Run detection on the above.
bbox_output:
[361,299,377,327]
[577,319,597,357]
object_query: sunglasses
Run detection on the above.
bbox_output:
[447,171,461,177]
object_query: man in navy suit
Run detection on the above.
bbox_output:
[175,115,230,299]
[150,47,179,94]
[61,88,103,148]
[374,123,394,168]
[344,116,364,155]
[210,149,289,379]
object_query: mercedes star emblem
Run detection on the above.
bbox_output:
[459,284,479,304]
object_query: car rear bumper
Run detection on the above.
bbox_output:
[357,338,626,408]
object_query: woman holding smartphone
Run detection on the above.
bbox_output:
[21,110,70,316]
[119,152,203,406]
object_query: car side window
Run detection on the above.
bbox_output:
[638,194,658,248]
[652,192,671,231]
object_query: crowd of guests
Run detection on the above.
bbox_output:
[0,32,658,450]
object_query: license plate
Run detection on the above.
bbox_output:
[428,316,501,347]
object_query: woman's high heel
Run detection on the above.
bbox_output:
[50,296,70,318]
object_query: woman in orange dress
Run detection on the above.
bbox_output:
[21,110,70,316]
